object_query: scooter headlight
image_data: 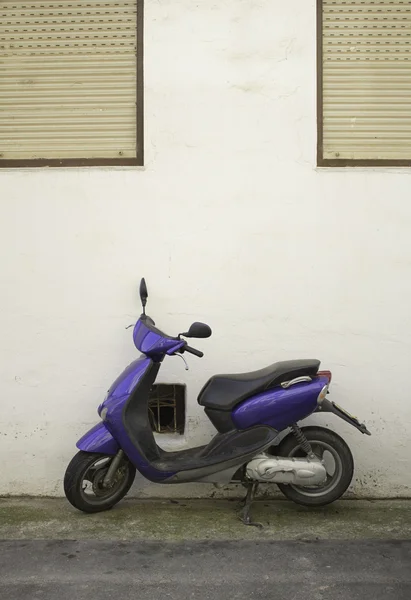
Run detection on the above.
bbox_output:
[100,407,108,421]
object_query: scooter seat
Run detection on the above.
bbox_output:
[198,359,320,411]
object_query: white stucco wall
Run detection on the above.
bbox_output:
[1,0,411,499]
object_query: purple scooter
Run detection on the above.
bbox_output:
[64,279,370,526]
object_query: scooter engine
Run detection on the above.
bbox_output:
[245,454,327,486]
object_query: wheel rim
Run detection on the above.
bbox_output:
[287,439,344,498]
[79,456,131,506]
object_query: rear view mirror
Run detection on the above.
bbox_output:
[139,278,148,312]
[181,322,212,339]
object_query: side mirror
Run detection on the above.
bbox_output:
[181,322,212,339]
[139,278,148,312]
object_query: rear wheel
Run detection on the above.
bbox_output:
[64,451,136,513]
[275,426,354,507]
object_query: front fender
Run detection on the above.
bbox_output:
[76,422,120,455]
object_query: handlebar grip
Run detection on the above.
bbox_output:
[184,345,204,358]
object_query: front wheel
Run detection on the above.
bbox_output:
[64,451,136,513]
[275,426,354,507]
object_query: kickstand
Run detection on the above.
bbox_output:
[240,483,263,529]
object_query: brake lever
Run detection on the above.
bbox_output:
[125,323,135,329]
[175,353,189,371]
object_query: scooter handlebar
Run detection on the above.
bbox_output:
[183,344,204,358]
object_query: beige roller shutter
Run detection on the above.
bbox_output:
[0,1,140,165]
[322,0,411,162]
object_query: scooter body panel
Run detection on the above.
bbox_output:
[232,376,329,432]
[97,355,176,482]
[76,351,326,482]
[76,422,119,455]
[74,309,368,486]
[78,352,285,483]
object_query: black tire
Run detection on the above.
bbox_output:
[276,426,354,507]
[64,451,136,513]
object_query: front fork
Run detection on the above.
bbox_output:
[102,449,125,489]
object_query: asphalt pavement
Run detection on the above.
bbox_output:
[1,539,410,600]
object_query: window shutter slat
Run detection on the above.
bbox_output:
[0,1,138,161]
[322,0,411,160]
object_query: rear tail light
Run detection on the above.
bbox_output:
[317,371,332,405]
[318,370,332,383]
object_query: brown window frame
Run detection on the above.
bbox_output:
[317,0,411,168]
[0,0,144,169]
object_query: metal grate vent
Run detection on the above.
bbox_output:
[148,384,186,435]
